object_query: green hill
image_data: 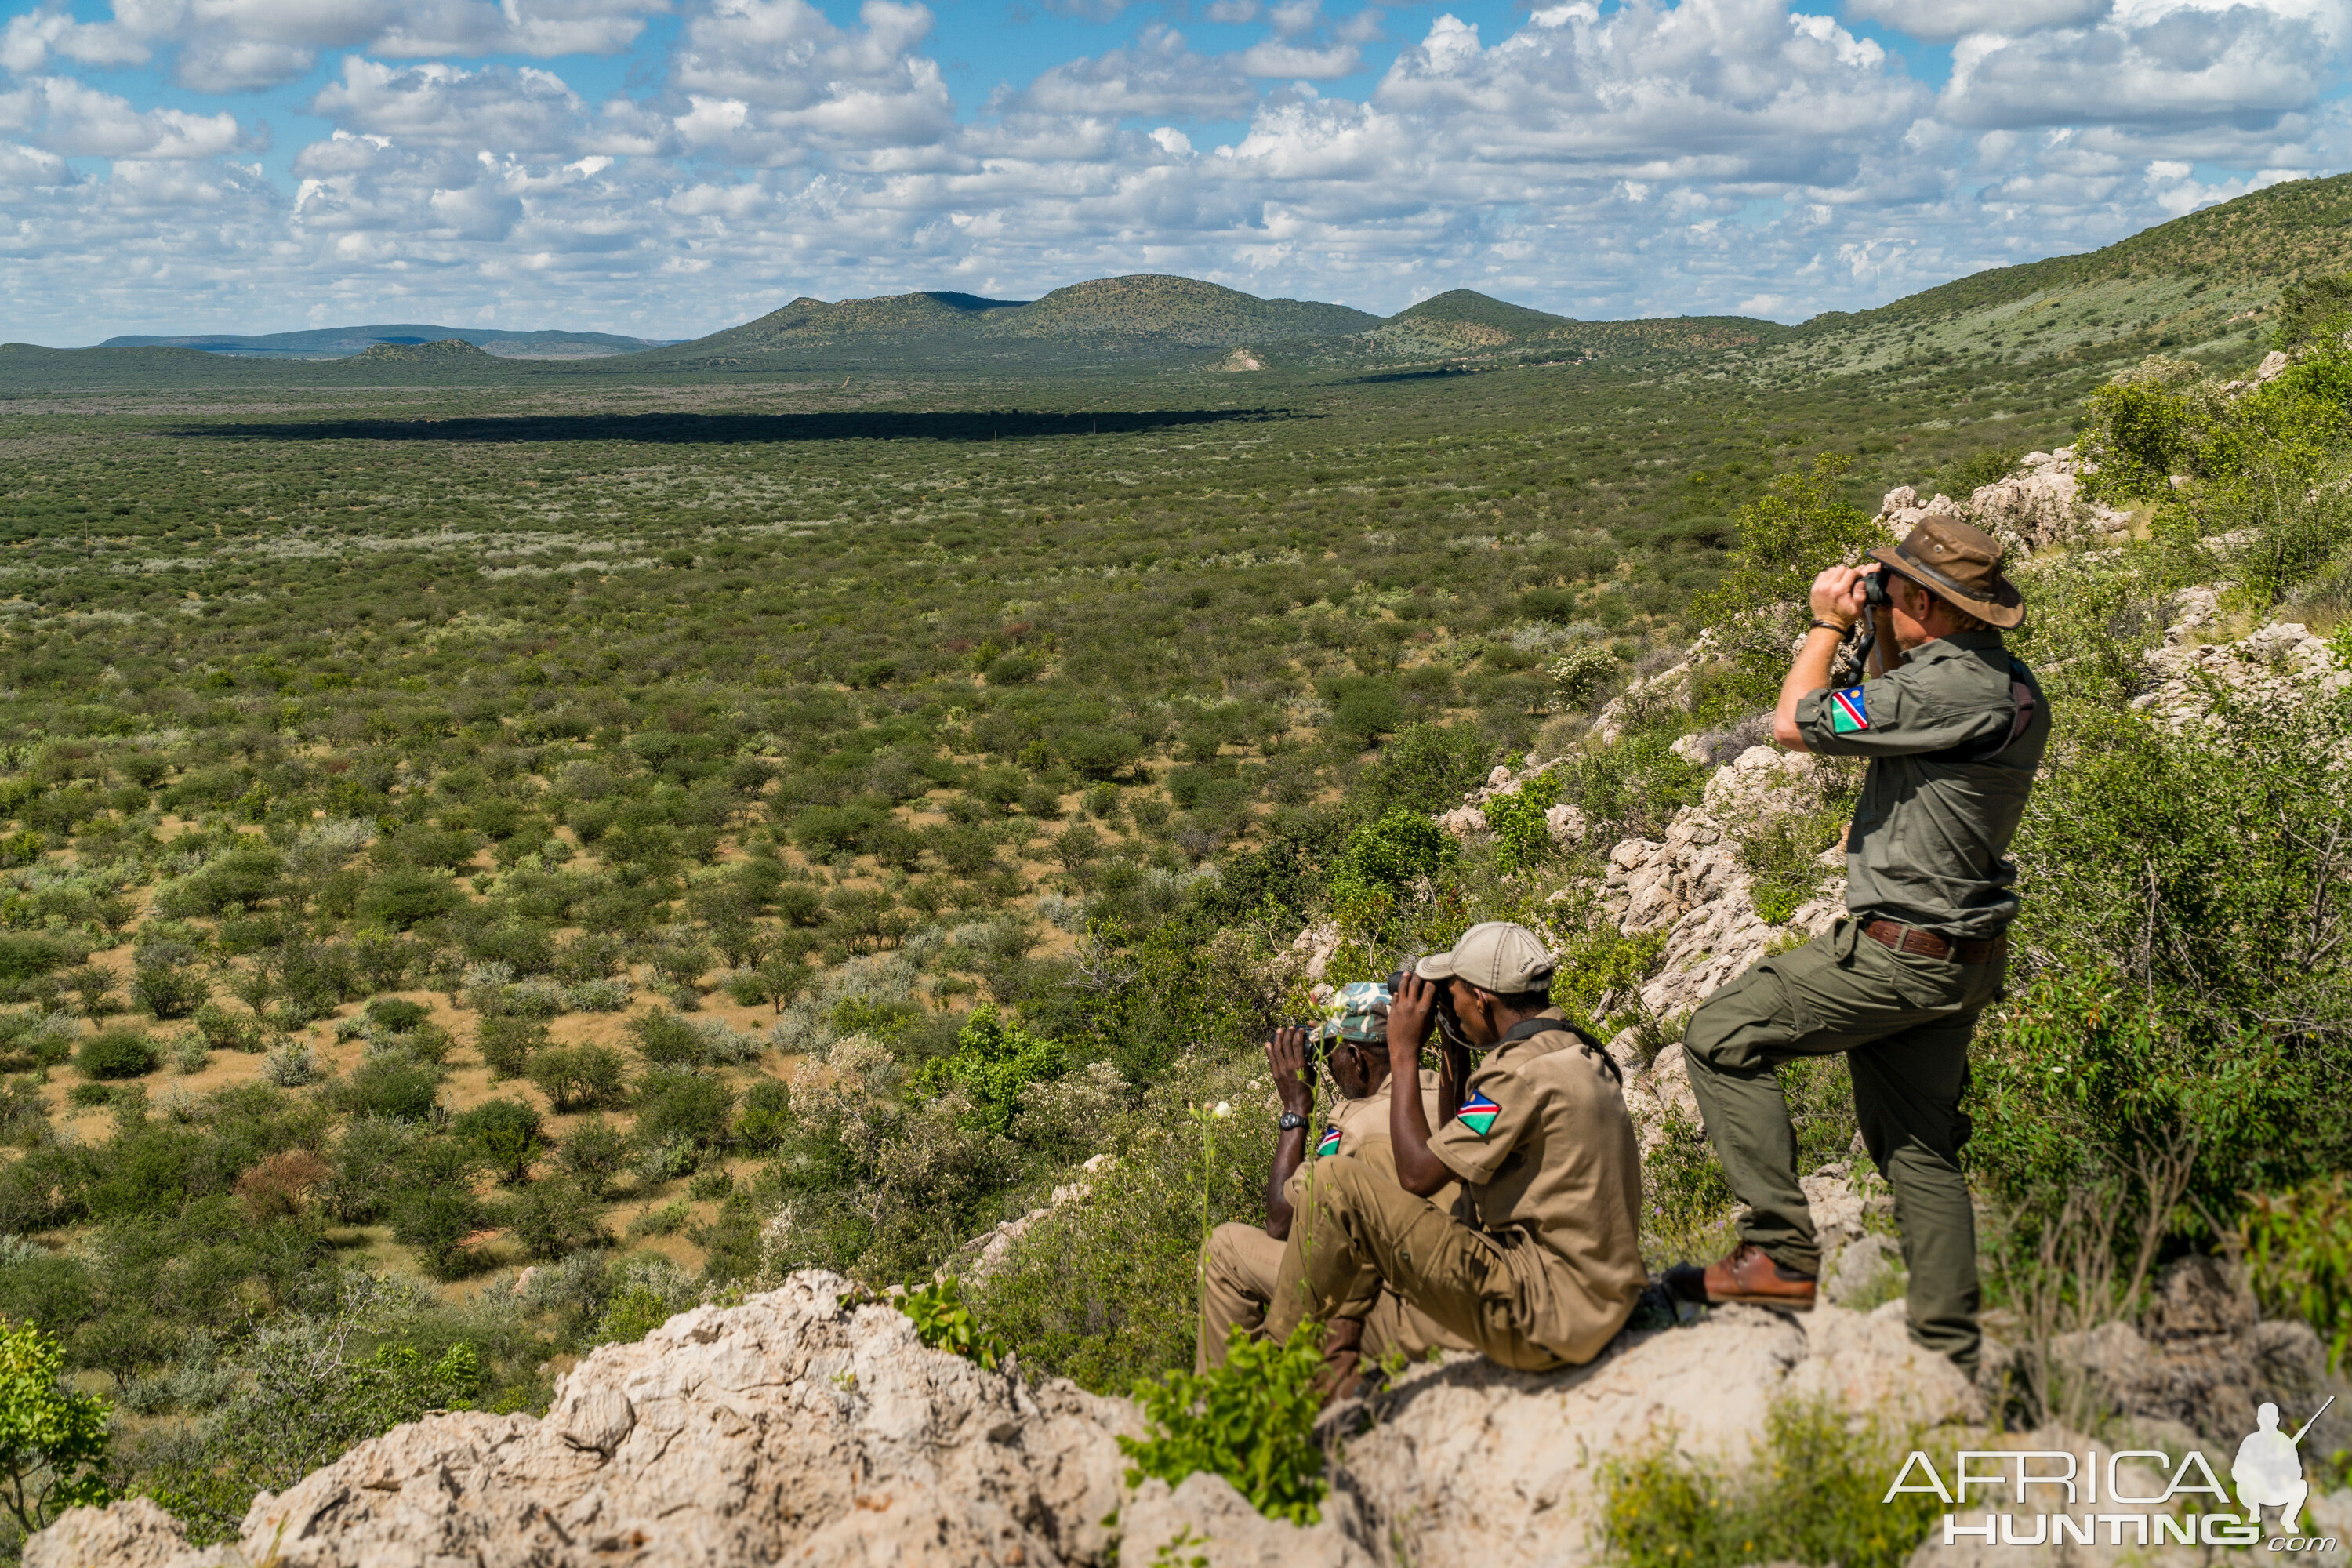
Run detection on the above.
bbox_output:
[96,324,673,359]
[978,275,1376,343]
[1760,172,2352,382]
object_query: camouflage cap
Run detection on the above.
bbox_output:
[1316,980,1392,1045]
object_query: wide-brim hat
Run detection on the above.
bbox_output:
[1867,515,2025,630]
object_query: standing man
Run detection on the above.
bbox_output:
[1265,924,1647,1389]
[1196,984,1460,1370]
[1668,517,2049,1376]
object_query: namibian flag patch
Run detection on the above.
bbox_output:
[1457,1091,1502,1138]
[1829,687,1870,734]
[1316,1125,1343,1159]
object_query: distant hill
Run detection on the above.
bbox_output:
[1759,172,2352,381]
[642,275,1779,372]
[641,275,1381,370]
[1368,289,1788,358]
[96,325,676,360]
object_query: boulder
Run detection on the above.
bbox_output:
[34,1275,1990,1568]
[2132,622,2352,731]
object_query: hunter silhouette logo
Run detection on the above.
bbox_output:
[2234,1397,2331,1535]
[1884,1403,2340,1552]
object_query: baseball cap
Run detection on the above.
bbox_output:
[1415,922,1555,994]
[1314,981,1391,1046]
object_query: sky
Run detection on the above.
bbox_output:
[0,0,2342,343]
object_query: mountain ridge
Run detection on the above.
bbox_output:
[97,325,677,359]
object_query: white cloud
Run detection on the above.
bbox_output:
[1236,39,1361,75]
[310,58,591,154]
[0,76,245,158]
[0,0,2340,343]
[0,9,149,73]
[1000,27,1257,121]
[1842,0,2111,40]
[1943,0,2343,129]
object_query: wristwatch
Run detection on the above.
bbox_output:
[1277,1112,1310,1131]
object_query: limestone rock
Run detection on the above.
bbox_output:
[1436,804,1489,840]
[2132,622,2351,731]
[1290,922,1341,982]
[36,1272,1138,1568]
[1544,803,1588,846]
[24,1497,201,1568]
[1871,448,2132,556]
[1121,1473,1373,1568]
[1337,1301,1981,1568]
[2259,348,2292,382]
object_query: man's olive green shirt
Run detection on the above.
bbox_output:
[1795,630,2052,939]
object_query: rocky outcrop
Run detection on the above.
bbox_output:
[38,1272,1993,1568]
[1874,448,2133,557]
[32,1272,1137,1568]
[1593,746,1844,1022]
[2132,621,2350,731]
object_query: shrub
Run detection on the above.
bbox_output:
[557,1116,630,1198]
[475,1015,546,1081]
[2241,1171,2352,1373]
[0,1316,112,1533]
[127,961,209,1022]
[529,1045,629,1112]
[736,1078,791,1152]
[191,1002,262,1054]
[231,1149,331,1221]
[365,997,430,1033]
[504,1179,608,1261]
[1359,723,1490,818]
[261,1040,322,1087]
[628,1008,704,1067]
[1120,1322,1327,1526]
[391,1186,492,1279]
[632,1068,732,1153]
[452,1098,547,1185]
[909,1007,1062,1135]
[77,1025,157,1080]
[1598,1399,1944,1568]
[324,1054,438,1120]
[356,870,463,931]
[167,1033,209,1075]
[154,847,283,917]
[894,1278,1004,1369]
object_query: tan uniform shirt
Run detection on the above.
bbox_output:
[1428,1012,1646,1365]
[1283,1069,1443,1208]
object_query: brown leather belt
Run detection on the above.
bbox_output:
[1863,919,2006,965]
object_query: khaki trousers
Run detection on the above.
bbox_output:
[1680,918,2004,1372]
[1260,1140,1588,1374]
[1197,1145,1473,1372]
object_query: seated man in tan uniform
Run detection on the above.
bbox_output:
[1196,982,1463,1370]
[1266,923,1647,1386]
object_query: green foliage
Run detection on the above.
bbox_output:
[2243,1172,2352,1374]
[894,1278,1005,1370]
[452,1098,547,1185]
[1359,724,1492,818]
[0,1317,111,1534]
[1120,1322,1327,1527]
[1483,772,1562,876]
[909,1007,1064,1135]
[2272,273,2352,351]
[77,1025,157,1080]
[1692,454,1889,700]
[1340,808,1450,891]
[1599,1399,1944,1568]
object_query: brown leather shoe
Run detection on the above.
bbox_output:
[1664,1243,1817,1310]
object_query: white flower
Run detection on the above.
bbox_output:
[1212,1102,1232,1119]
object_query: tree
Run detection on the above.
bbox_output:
[0,1317,111,1534]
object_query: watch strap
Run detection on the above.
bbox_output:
[1277,1111,1310,1131]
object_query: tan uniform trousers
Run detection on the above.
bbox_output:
[1196,1141,1471,1372]
[1263,1141,1595,1374]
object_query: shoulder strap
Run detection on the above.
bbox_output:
[1925,656,2036,765]
[1497,1016,1622,1086]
